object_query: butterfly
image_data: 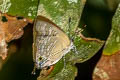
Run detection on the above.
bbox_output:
[33,16,73,70]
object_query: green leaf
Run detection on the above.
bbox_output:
[0,0,39,19]
[53,63,77,80]
[37,0,104,79]
[66,36,104,63]
[37,0,84,32]
[103,3,120,55]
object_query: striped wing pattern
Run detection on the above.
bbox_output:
[33,18,72,69]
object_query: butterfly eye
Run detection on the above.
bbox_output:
[46,66,50,70]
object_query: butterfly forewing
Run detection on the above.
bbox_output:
[33,16,72,69]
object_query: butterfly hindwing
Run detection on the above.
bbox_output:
[33,16,72,69]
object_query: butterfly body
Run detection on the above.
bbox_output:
[33,16,73,69]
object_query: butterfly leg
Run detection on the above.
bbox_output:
[63,55,66,68]
[31,63,37,75]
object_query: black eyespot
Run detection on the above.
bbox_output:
[1,16,8,22]
[39,57,42,60]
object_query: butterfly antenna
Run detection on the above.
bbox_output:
[68,17,71,38]
[68,17,76,42]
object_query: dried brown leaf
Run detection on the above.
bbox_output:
[93,51,120,80]
[0,12,33,60]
